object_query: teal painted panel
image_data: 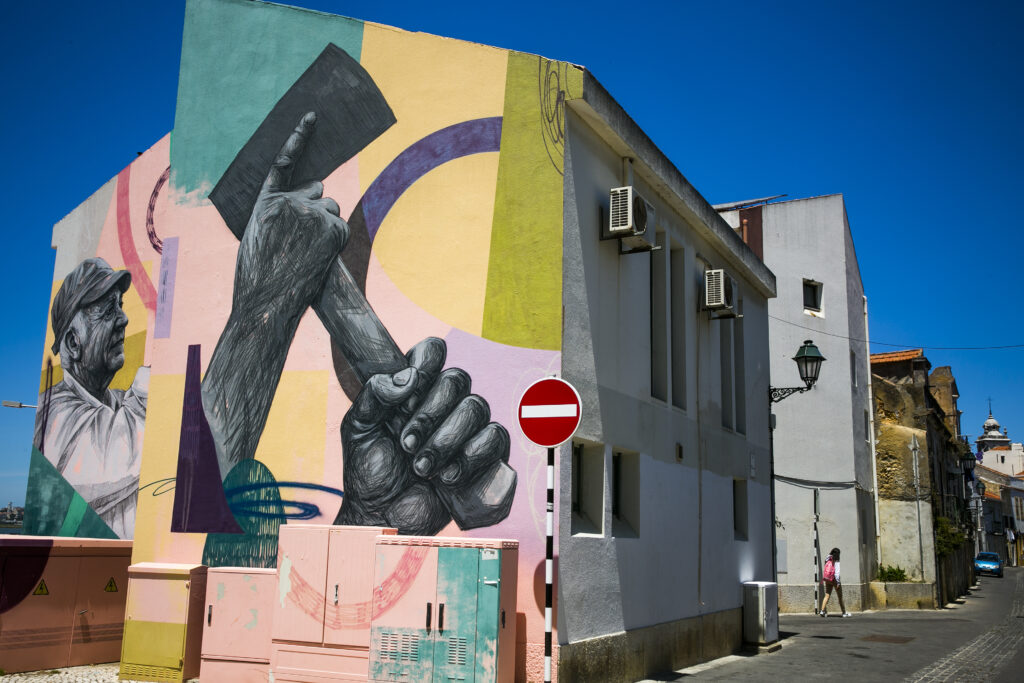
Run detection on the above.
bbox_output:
[368,626,432,681]
[23,446,117,538]
[172,0,364,196]
[435,547,479,682]
[475,549,501,682]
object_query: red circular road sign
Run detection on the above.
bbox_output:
[518,377,582,448]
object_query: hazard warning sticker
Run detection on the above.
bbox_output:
[104,578,118,593]
[33,580,49,596]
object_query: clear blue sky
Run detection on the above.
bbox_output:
[2,0,1023,506]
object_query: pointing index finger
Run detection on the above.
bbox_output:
[263,111,317,193]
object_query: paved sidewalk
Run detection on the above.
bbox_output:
[639,569,1023,682]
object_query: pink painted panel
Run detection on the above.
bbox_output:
[198,658,270,683]
[0,556,80,674]
[272,641,371,681]
[202,568,276,661]
[325,526,395,647]
[274,526,329,644]
[371,543,437,632]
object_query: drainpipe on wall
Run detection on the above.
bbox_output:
[864,295,882,572]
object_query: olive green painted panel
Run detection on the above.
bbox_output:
[482,54,582,350]
[122,620,186,670]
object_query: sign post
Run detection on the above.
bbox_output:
[518,377,582,683]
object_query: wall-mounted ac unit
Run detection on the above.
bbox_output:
[704,268,735,312]
[604,186,656,252]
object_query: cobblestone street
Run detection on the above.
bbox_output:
[641,567,1024,682]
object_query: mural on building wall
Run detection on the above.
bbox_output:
[31,258,146,540]
[29,0,582,659]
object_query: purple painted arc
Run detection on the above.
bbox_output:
[361,117,503,241]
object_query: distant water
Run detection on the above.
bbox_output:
[0,525,23,534]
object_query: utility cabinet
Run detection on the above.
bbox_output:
[271,524,397,682]
[0,536,132,674]
[119,563,207,682]
[200,567,276,682]
[368,536,518,683]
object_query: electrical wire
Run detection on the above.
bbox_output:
[768,314,1024,351]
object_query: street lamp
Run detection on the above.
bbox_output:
[2,400,37,409]
[770,340,826,403]
[768,340,826,597]
[976,480,987,554]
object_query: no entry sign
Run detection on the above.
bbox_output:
[518,377,582,448]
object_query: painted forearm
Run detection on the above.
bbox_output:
[201,302,304,480]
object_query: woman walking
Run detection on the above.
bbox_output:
[820,547,851,617]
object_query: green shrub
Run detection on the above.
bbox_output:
[935,516,965,557]
[878,564,909,582]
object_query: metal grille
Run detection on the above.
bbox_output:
[609,187,631,231]
[119,662,184,681]
[706,269,724,307]
[447,636,468,665]
[380,631,420,662]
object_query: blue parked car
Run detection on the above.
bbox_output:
[974,552,1004,577]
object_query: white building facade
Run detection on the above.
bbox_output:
[718,194,877,612]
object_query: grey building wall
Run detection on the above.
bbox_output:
[722,195,877,611]
[559,94,775,659]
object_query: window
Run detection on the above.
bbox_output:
[651,236,667,401]
[612,450,639,537]
[850,350,858,388]
[571,440,604,535]
[803,279,823,312]
[733,479,748,541]
[720,319,734,429]
[670,246,687,409]
[734,298,746,434]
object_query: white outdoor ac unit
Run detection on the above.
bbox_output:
[704,268,735,312]
[605,186,656,251]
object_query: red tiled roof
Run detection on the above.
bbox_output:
[991,446,1012,451]
[870,349,924,364]
[984,490,1002,501]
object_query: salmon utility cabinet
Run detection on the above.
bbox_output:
[0,536,132,674]
[200,567,277,682]
[369,536,518,683]
[119,563,207,682]
[271,525,398,682]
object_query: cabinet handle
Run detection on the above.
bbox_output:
[483,580,499,586]
[334,584,339,605]
[501,609,506,629]
[426,602,432,630]
[439,603,445,633]
[207,605,212,626]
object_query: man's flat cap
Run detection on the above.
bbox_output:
[51,258,131,354]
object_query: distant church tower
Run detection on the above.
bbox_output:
[977,412,1011,453]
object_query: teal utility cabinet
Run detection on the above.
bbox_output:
[369,536,518,683]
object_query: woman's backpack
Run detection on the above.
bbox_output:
[823,556,836,581]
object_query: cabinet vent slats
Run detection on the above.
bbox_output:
[380,630,420,662]
[447,636,468,665]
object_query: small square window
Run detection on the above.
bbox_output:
[803,279,823,311]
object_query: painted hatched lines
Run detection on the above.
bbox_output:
[904,572,1024,682]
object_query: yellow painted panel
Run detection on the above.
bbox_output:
[132,373,205,565]
[252,370,329,485]
[371,153,499,335]
[357,23,509,194]
[122,619,186,670]
[482,55,582,350]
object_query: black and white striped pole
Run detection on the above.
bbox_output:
[518,377,582,683]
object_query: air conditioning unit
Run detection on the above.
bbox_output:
[604,186,656,251]
[703,268,735,312]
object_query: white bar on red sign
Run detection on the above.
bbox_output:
[521,404,578,418]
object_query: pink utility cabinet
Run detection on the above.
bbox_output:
[369,536,518,683]
[200,567,276,682]
[271,525,397,683]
